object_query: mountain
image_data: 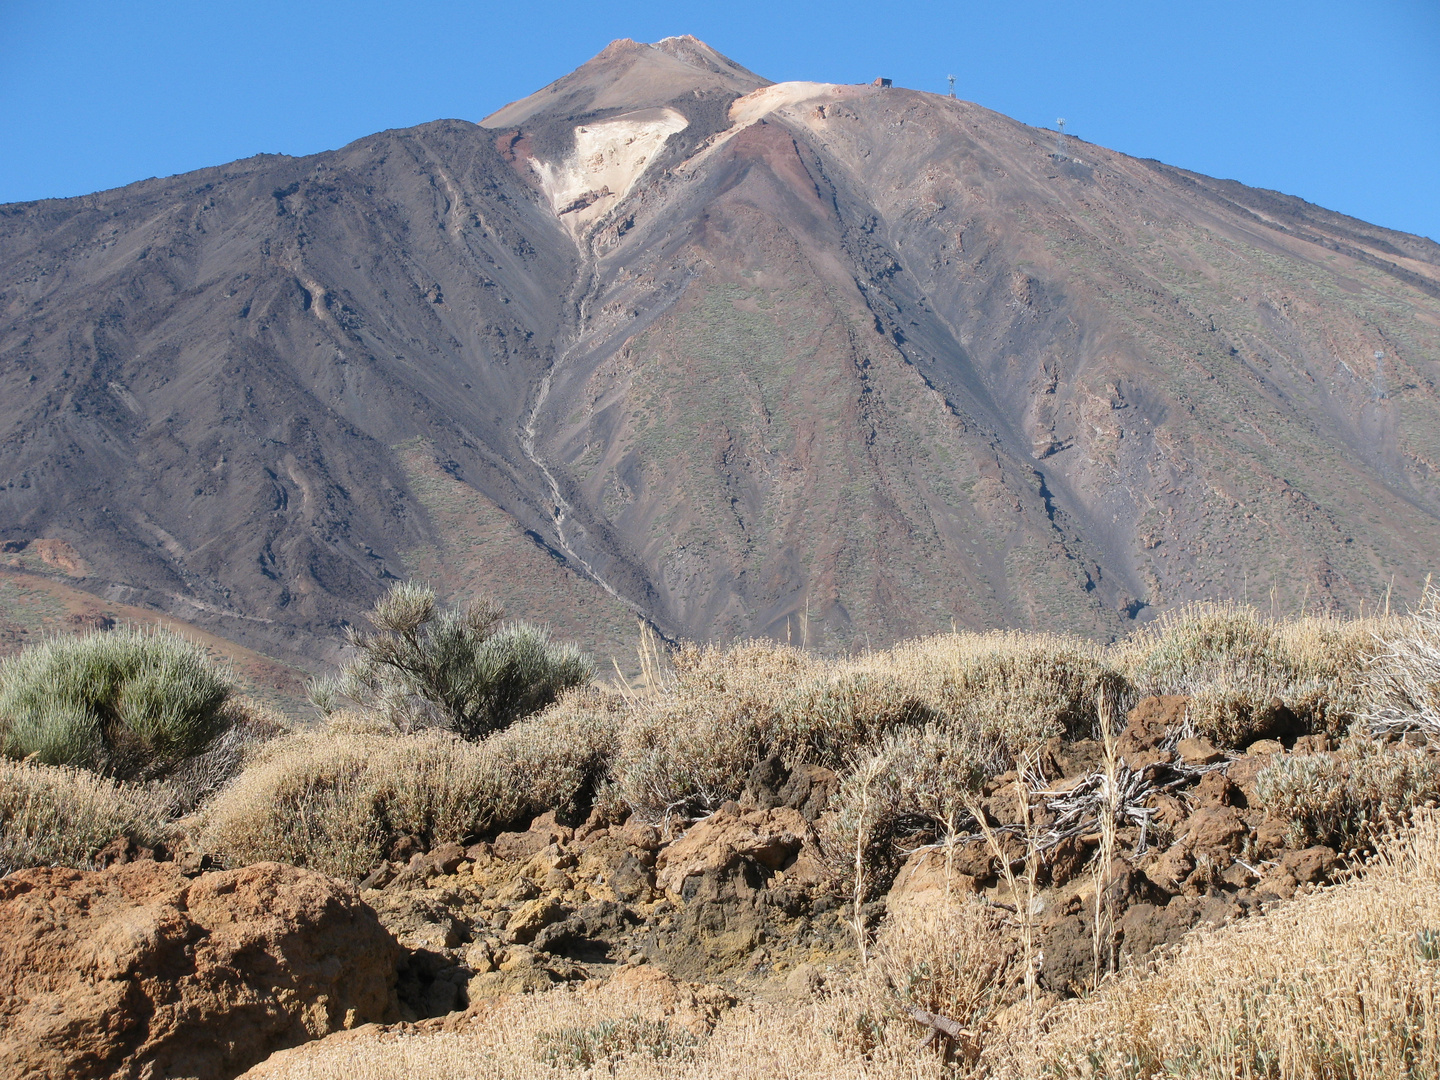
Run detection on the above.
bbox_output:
[3,36,1439,668]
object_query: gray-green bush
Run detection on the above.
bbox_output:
[534,1017,697,1069]
[1114,603,1379,746]
[1255,735,1440,849]
[311,582,595,739]
[0,627,233,777]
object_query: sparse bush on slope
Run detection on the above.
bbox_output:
[613,642,939,819]
[0,626,233,778]
[1362,587,1440,737]
[875,630,1125,747]
[310,582,595,739]
[0,759,175,874]
[198,690,622,879]
[1256,734,1440,849]
[1114,603,1385,746]
[614,633,1122,822]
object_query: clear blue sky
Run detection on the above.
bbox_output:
[2,1,1437,241]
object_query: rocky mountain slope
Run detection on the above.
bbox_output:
[2,36,1438,665]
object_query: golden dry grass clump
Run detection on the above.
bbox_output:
[1363,587,1440,737]
[1112,602,1393,747]
[613,630,1120,823]
[196,690,621,879]
[0,759,176,874]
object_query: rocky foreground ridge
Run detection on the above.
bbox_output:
[0,694,1411,1080]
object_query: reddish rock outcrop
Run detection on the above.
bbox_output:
[0,860,398,1080]
[655,803,826,899]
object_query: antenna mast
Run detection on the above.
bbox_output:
[947,74,956,99]
[1053,118,1067,161]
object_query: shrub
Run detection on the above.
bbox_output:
[0,759,176,874]
[873,895,1019,1067]
[1115,603,1381,746]
[611,644,935,820]
[0,627,233,777]
[162,698,288,813]
[534,1017,696,1069]
[1361,589,1440,736]
[823,722,1000,896]
[611,634,1116,822]
[774,673,937,768]
[906,632,1124,748]
[311,583,595,739]
[1255,735,1440,849]
[197,690,621,879]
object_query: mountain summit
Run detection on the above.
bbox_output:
[482,36,769,129]
[2,39,1438,666]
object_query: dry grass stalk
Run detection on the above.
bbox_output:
[848,754,885,965]
[1091,690,1120,987]
[962,761,1041,1012]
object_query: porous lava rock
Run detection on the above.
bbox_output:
[654,803,826,899]
[0,860,399,1080]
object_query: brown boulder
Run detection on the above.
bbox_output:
[1282,845,1338,885]
[1144,842,1196,892]
[1175,737,1224,767]
[365,888,468,952]
[388,842,468,889]
[1182,805,1248,856]
[1222,754,1272,806]
[654,805,816,899]
[887,848,980,910]
[1117,696,1189,760]
[1118,901,1195,961]
[1193,771,1242,808]
[778,763,840,820]
[0,861,398,1080]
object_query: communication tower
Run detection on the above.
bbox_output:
[1053,118,1067,161]
[947,74,956,98]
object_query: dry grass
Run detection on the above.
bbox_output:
[1255,734,1440,849]
[1112,603,1390,747]
[990,811,1440,1079]
[1363,587,1440,737]
[195,689,621,879]
[194,609,1408,887]
[614,631,1120,824]
[0,758,176,874]
[242,989,944,1080]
